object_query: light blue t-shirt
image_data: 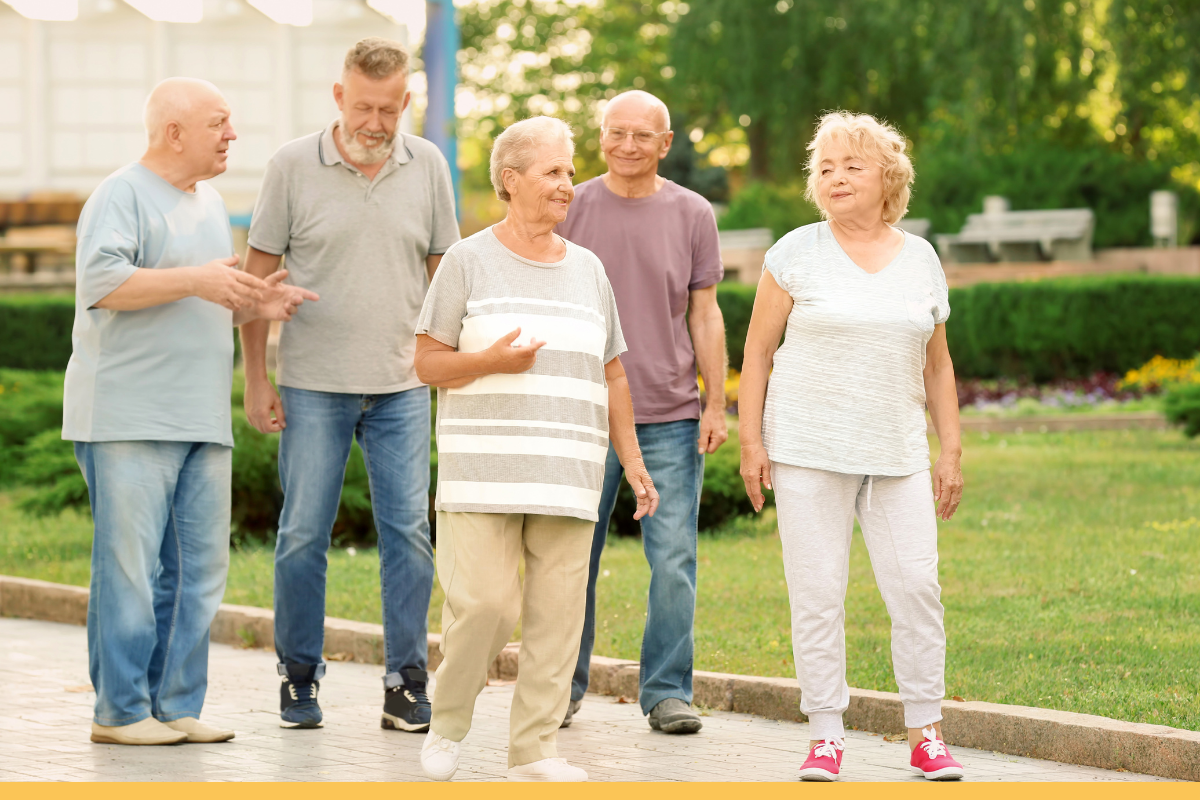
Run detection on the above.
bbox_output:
[63,163,236,446]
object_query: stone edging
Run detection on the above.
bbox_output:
[934,411,1168,435]
[3,574,1196,781]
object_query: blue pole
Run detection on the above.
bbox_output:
[424,0,460,214]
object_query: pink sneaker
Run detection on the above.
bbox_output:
[799,738,844,781]
[909,727,965,780]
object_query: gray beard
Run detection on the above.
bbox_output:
[339,121,395,165]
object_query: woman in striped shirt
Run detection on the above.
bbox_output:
[413,116,657,782]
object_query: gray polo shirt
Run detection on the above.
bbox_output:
[248,120,460,394]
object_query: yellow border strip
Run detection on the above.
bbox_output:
[2,783,1191,799]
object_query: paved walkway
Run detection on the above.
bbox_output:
[1,617,1171,782]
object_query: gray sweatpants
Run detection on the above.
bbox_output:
[771,462,946,740]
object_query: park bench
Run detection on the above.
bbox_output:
[719,227,774,284]
[896,218,931,239]
[0,225,77,291]
[936,206,1094,263]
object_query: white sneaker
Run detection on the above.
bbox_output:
[507,757,588,782]
[420,730,461,781]
[163,717,235,743]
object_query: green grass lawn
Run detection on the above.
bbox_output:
[3,428,1198,730]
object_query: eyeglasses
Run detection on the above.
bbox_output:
[602,127,669,145]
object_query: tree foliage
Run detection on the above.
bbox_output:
[455,0,676,186]
[668,1,1200,179]
[454,1,1200,241]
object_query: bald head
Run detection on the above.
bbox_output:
[140,77,236,189]
[144,78,226,147]
[602,90,670,131]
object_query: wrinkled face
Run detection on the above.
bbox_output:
[600,98,672,180]
[175,91,236,181]
[817,140,886,222]
[334,68,410,164]
[505,140,576,225]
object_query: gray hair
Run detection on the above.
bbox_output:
[489,116,576,203]
[343,37,409,79]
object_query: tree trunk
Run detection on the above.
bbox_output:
[747,119,771,180]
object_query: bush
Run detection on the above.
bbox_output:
[13,429,87,517]
[718,182,821,242]
[608,423,771,537]
[1164,383,1200,438]
[716,283,756,372]
[0,370,66,484]
[4,373,433,543]
[0,295,75,371]
[947,276,1200,381]
[230,413,383,546]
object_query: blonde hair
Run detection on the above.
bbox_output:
[489,116,576,203]
[804,111,914,225]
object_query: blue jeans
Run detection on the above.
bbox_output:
[75,440,231,727]
[274,386,434,687]
[571,418,703,714]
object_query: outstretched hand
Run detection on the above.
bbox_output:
[255,270,319,322]
[191,255,267,311]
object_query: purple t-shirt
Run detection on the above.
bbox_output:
[556,178,724,423]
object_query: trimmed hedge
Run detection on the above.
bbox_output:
[0,295,75,371]
[716,283,756,372]
[10,276,1200,383]
[719,275,1200,381]
[946,276,1200,381]
[0,294,241,371]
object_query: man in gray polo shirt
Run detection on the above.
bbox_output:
[240,38,459,732]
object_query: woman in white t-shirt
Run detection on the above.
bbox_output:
[738,112,966,782]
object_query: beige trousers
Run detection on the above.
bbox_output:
[430,511,593,768]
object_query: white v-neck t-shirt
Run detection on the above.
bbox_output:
[761,221,950,476]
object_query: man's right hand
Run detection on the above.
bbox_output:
[483,327,545,374]
[189,255,270,311]
[245,377,286,433]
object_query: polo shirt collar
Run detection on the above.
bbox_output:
[318,119,413,168]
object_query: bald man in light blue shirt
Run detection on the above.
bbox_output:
[64,77,316,747]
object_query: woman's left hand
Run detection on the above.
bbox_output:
[932,453,963,520]
[624,458,660,520]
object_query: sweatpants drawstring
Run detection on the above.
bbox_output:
[866,475,873,512]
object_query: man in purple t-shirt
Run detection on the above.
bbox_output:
[555,90,728,734]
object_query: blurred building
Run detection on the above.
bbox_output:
[0,0,422,214]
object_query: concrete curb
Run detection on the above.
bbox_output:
[3,574,1196,780]
[933,412,1168,435]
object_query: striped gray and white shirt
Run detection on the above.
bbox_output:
[415,227,627,521]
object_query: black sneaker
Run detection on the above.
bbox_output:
[279,663,324,729]
[560,698,582,728]
[381,668,431,732]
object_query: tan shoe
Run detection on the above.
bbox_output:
[91,718,188,745]
[163,717,236,743]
